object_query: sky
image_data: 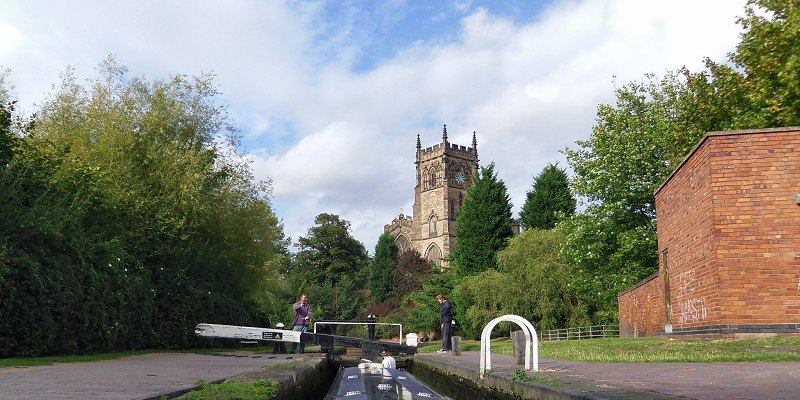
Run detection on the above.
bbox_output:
[0,0,747,252]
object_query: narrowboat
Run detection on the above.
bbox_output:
[324,362,451,400]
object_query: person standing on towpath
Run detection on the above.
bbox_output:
[291,294,312,353]
[437,294,453,353]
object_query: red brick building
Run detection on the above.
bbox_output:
[618,127,800,337]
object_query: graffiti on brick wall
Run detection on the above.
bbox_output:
[675,270,708,324]
[679,299,708,324]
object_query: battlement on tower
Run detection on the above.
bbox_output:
[420,142,474,154]
[384,213,413,232]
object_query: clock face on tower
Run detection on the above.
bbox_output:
[456,173,465,184]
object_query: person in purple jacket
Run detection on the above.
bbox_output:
[291,294,312,354]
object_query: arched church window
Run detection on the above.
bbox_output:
[430,171,437,188]
[422,168,429,189]
[395,235,411,253]
[429,215,437,236]
[425,244,442,267]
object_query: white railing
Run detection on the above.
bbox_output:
[313,321,403,343]
[480,314,538,378]
[540,325,619,341]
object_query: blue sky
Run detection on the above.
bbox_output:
[309,1,553,72]
[0,0,746,251]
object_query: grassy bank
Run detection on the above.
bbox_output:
[421,336,800,362]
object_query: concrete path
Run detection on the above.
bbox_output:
[417,351,800,400]
[0,352,306,400]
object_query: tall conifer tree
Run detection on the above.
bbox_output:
[450,163,513,279]
[519,163,576,230]
[369,233,397,302]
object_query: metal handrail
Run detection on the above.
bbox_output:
[313,321,403,343]
[480,314,538,378]
[540,324,619,341]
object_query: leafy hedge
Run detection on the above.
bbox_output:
[0,64,282,357]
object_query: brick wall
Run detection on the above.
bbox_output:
[618,273,665,336]
[656,136,721,331]
[709,131,800,327]
[619,127,800,337]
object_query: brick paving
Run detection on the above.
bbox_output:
[416,351,800,400]
[0,352,310,400]
[2,350,799,400]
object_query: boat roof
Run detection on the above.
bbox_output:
[324,363,451,400]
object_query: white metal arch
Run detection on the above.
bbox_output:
[479,314,538,378]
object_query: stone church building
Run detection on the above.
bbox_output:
[384,125,479,266]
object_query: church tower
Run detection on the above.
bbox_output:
[385,126,479,266]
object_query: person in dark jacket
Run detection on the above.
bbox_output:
[436,294,453,353]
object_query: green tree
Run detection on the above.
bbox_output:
[562,73,693,323]
[293,213,369,286]
[32,57,286,304]
[495,228,589,330]
[450,163,513,279]
[291,213,369,324]
[0,100,16,166]
[1,58,286,355]
[560,1,800,323]
[519,163,576,230]
[687,0,800,130]
[369,233,397,302]
[451,229,589,339]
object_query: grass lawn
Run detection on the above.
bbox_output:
[419,336,800,362]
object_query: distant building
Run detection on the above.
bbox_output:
[619,127,800,338]
[384,125,479,266]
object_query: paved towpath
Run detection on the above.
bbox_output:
[417,351,800,399]
[3,349,799,399]
[0,352,308,400]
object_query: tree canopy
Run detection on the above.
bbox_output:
[561,0,800,323]
[453,228,589,338]
[293,213,369,287]
[290,213,369,325]
[688,0,800,130]
[519,163,575,230]
[0,59,286,356]
[562,73,690,322]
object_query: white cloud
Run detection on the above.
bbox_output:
[0,0,747,251]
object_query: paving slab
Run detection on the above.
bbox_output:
[0,352,313,400]
[416,351,800,400]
